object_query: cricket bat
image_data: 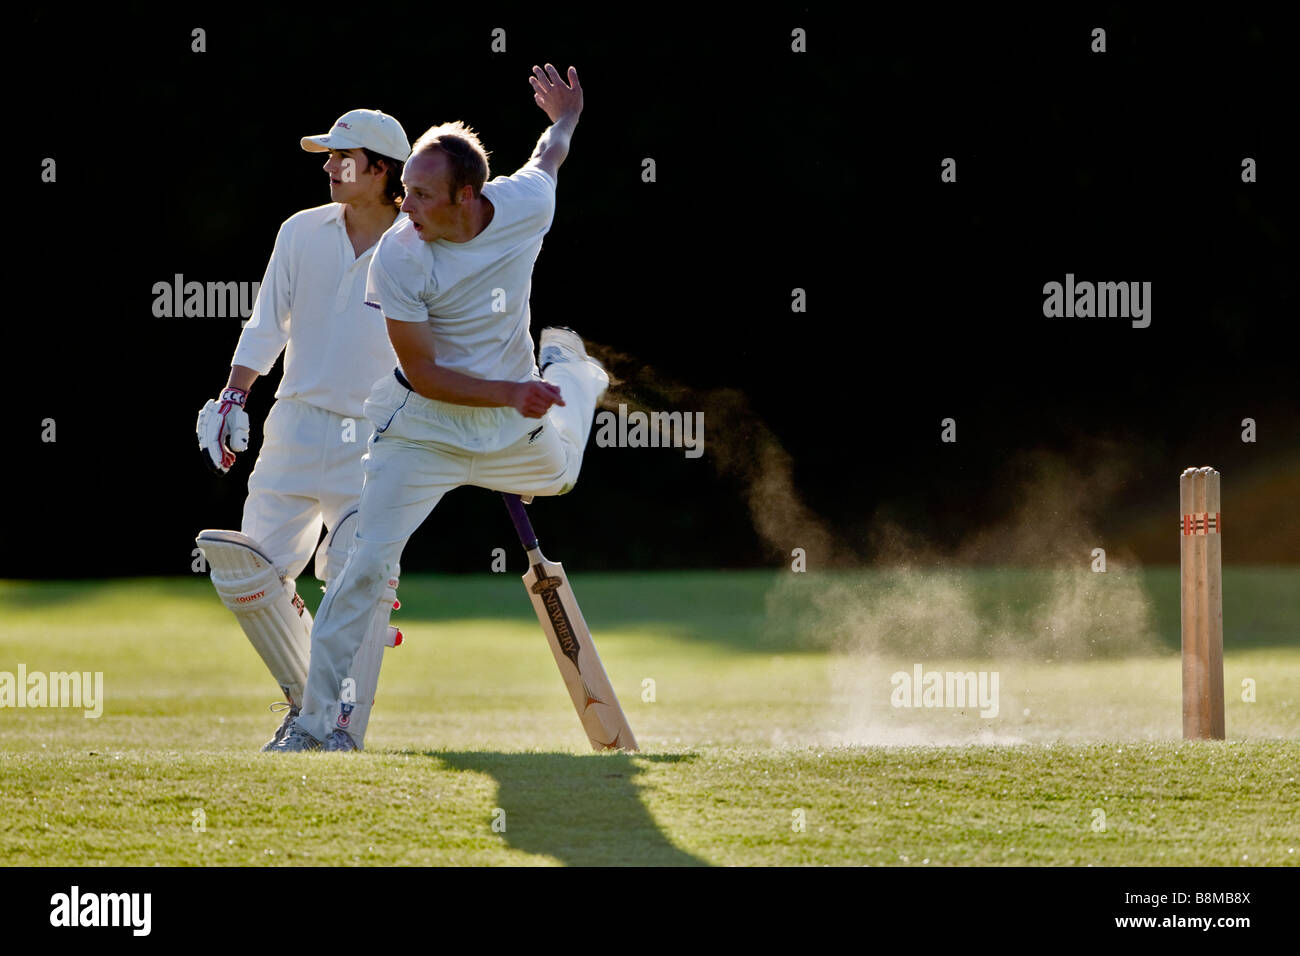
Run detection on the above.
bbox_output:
[502,493,638,752]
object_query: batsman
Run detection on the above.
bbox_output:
[195,109,412,750]
[277,64,608,751]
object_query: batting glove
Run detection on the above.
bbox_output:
[196,387,251,473]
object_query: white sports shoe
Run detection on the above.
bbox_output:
[273,724,322,752]
[261,702,301,752]
[538,326,595,372]
[323,729,358,752]
[538,326,609,410]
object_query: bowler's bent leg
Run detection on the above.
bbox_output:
[538,358,609,492]
[471,359,608,499]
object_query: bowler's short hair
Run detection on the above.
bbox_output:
[412,121,491,201]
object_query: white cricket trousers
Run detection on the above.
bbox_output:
[242,397,367,583]
[295,359,608,742]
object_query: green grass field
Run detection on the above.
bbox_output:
[1,569,1297,866]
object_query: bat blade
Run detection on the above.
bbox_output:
[522,555,638,752]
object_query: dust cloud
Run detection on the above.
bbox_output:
[588,344,1166,744]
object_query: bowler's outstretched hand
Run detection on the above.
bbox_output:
[530,64,583,124]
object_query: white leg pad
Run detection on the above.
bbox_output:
[334,569,400,749]
[315,508,358,585]
[197,529,312,706]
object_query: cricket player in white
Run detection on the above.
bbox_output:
[278,64,606,751]
[195,109,411,749]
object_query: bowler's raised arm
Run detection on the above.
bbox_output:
[528,64,583,178]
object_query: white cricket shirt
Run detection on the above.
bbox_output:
[233,203,400,419]
[364,163,557,383]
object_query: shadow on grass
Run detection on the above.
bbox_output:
[422,750,708,866]
[4,568,1296,654]
[0,579,125,609]
[0,578,217,611]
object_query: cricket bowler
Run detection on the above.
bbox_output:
[277,64,606,751]
[195,109,411,749]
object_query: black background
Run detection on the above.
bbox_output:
[12,5,1296,576]
[7,864,1289,941]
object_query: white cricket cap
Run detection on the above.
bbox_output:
[301,109,411,161]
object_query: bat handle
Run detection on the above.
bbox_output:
[502,493,540,551]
